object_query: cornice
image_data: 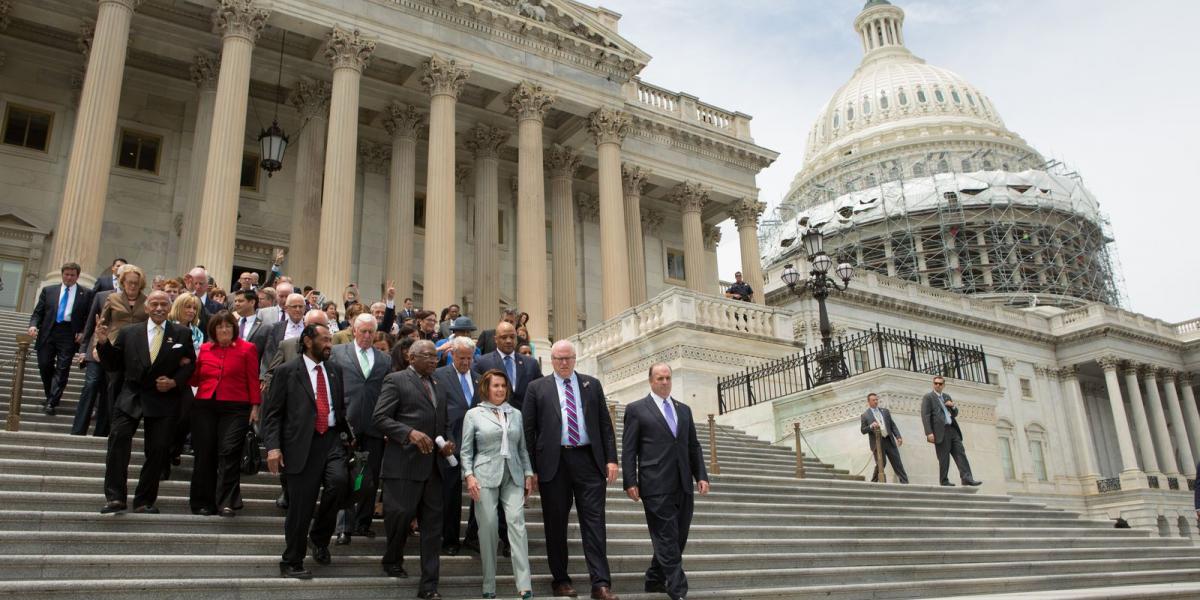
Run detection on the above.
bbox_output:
[627,109,777,172]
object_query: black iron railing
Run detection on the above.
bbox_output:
[717,324,990,415]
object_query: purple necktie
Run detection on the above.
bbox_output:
[564,378,580,445]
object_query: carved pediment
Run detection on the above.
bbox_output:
[0,211,48,234]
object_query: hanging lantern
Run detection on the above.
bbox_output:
[258,120,289,177]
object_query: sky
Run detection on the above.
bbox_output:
[596,0,1200,323]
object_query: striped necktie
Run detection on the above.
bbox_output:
[564,377,580,445]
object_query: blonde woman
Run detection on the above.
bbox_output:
[169,293,205,349]
[166,292,205,478]
[100,264,148,343]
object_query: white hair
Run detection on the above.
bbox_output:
[353,313,378,329]
[449,336,476,353]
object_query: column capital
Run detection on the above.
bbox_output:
[671,181,708,214]
[213,0,269,43]
[640,208,664,234]
[101,0,144,9]
[0,0,11,31]
[703,224,722,250]
[1121,362,1142,377]
[1001,357,1017,371]
[1160,367,1180,382]
[1097,355,1122,372]
[507,81,555,122]
[357,141,391,174]
[1181,372,1193,385]
[576,192,599,223]
[288,79,331,121]
[1057,365,1079,380]
[421,54,470,99]
[1033,364,1057,379]
[455,163,472,186]
[545,144,581,179]
[190,52,221,90]
[730,197,766,229]
[621,164,650,197]
[382,102,423,140]
[463,123,509,158]
[325,26,375,72]
[78,20,95,60]
[1141,365,1161,380]
[588,107,630,146]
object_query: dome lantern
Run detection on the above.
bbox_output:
[854,0,906,56]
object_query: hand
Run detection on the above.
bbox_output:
[272,248,286,266]
[896,437,904,447]
[74,353,85,367]
[408,430,434,454]
[465,475,481,502]
[870,422,879,429]
[267,449,284,474]
[27,326,37,337]
[385,281,396,302]
[93,318,109,343]
[524,476,534,501]
[530,473,539,496]
[698,480,711,495]
[249,405,260,424]
[944,399,955,408]
[154,376,177,392]
[606,462,618,484]
[439,440,456,457]
[927,433,936,444]
[625,486,640,502]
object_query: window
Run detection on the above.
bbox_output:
[666,248,686,282]
[862,97,872,116]
[865,174,876,187]
[936,159,949,174]
[961,159,972,172]
[983,159,994,170]
[999,437,1016,480]
[951,89,962,104]
[1019,377,1033,398]
[988,371,999,385]
[879,91,889,110]
[2,105,53,152]
[912,162,925,176]
[240,152,260,190]
[1029,440,1048,481]
[0,258,24,310]
[934,89,945,103]
[892,352,910,370]
[916,89,927,103]
[832,113,839,129]
[966,92,976,106]
[846,104,854,122]
[943,191,959,205]
[898,89,908,106]
[497,208,506,245]
[415,194,426,229]
[852,349,868,371]
[117,129,161,173]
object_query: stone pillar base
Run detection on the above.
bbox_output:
[1119,469,1148,490]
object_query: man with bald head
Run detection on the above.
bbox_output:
[188,266,224,316]
[524,339,620,600]
[259,281,294,324]
[260,293,309,377]
[472,321,541,411]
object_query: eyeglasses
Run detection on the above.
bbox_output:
[933,382,945,386]
[412,352,437,358]
[550,356,576,362]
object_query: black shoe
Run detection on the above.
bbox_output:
[442,543,460,556]
[279,564,312,579]
[352,528,376,538]
[940,481,955,486]
[417,592,442,600]
[160,466,171,481]
[309,540,331,565]
[462,537,480,553]
[100,501,126,514]
[336,532,351,546]
[43,405,56,416]
[219,507,236,518]
[133,504,160,514]
[962,479,983,486]
[275,492,289,510]
[501,543,511,558]
[645,581,667,593]
[193,507,214,516]
[482,594,497,599]
[383,564,408,578]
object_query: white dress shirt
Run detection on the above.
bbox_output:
[355,343,375,374]
[649,391,677,428]
[872,407,889,437]
[553,372,590,446]
[145,318,164,348]
[303,354,337,428]
[283,318,304,340]
[498,350,519,389]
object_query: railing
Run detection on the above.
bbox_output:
[627,78,751,140]
[717,324,989,414]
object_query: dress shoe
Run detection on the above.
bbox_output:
[940,481,955,486]
[335,532,351,546]
[352,528,376,538]
[160,465,171,481]
[279,564,312,579]
[43,405,56,416]
[481,594,497,599]
[231,500,244,510]
[193,507,214,516]
[462,537,480,553]
[99,501,126,514]
[383,564,408,578]
[133,504,160,514]
[520,592,533,600]
[416,592,442,600]
[219,507,236,518]
[308,540,331,565]
[275,492,288,510]
[441,543,459,556]
[962,479,983,486]
[552,583,578,597]
[590,587,619,600]
[645,581,668,593]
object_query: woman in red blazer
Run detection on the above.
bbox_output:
[188,310,261,516]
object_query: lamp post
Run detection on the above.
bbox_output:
[781,227,854,385]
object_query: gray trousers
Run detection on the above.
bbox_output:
[476,462,532,595]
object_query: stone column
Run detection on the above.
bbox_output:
[672,181,709,293]
[1177,373,1200,459]
[730,197,768,305]
[419,55,469,312]
[546,144,581,340]
[192,0,269,286]
[382,103,423,303]
[622,164,650,305]
[1122,364,1162,478]
[1142,367,1181,478]
[284,79,331,286]
[463,124,509,321]
[314,28,375,297]
[176,53,220,275]
[704,224,721,291]
[1160,369,1196,477]
[1002,357,1031,481]
[1098,356,1143,484]
[509,82,555,347]
[576,192,600,328]
[588,108,633,319]
[46,0,142,285]
[1058,366,1100,489]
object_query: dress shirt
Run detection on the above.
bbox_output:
[649,391,677,429]
[146,319,164,349]
[456,367,474,404]
[303,354,337,428]
[553,371,590,446]
[937,393,951,424]
[872,407,888,437]
[499,350,518,389]
[283,318,304,340]
[238,314,255,340]
[57,285,77,322]
[355,343,375,374]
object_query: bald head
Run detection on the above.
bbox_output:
[408,339,438,376]
[304,308,329,326]
[495,321,517,354]
[275,282,294,307]
[188,266,209,295]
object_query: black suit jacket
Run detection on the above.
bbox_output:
[30,284,93,345]
[260,319,303,376]
[329,343,391,439]
[92,275,117,294]
[473,350,541,411]
[96,320,196,419]
[861,406,902,448]
[79,290,114,364]
[260,355,352,475]
[921,391,960,444]
[523,372,617,482]
[373,368,450,481]
[433,364,473,447]
[621,395,707,497]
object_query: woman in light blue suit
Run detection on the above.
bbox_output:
[460,369,535,599]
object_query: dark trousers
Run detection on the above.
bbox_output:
[441,461,464,546]
[71,361,109,436]
[281,430,347,568]
[935,425,974,484]
[189,400,250,512]
[37,324,77,408]
[337,435,383,534]
[382,474,443,594]
[642,488,694,599]
[871,435,909,483]
[104,407,172,507]
[170,394,195,462]
[540,447,612,590]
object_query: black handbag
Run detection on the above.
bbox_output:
[241,426,263,475]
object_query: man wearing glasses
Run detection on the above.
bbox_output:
[921,376,982,487]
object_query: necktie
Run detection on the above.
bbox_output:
[56,286,70,323]
[422,377,436,407]
[504,355,516,389]
[239,317,248,339]
[874,408,887,436]
[149,324,163,363]
[358,348,371,378]
[460,372,472,405]
[564,378,581,445]
[662,397,678,437]
[314,364,330,434]
[939,394,951,424]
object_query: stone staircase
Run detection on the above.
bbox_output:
[0,309,1199,599]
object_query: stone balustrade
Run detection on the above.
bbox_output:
[625,78,753,141]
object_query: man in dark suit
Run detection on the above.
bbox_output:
[623,363,709,600]
[921,376,981,487]
[93,291,195,514]
[475,308,519,356]
[72,289,113,436]
[373,339,455,600]
[861,392,908,484]
[261,323,354,579]
[29,262,93,415]
[231,289,268,359]
[433,336,476,555]
[188,266,226,316]
[91,258,126,293]
[524,339,619,600]
[397,297,418,322]
[473,321,541,410]
[329,313,392,544]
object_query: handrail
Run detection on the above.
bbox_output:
[6,334,34,432]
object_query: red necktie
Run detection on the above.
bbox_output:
[314,364,330,434]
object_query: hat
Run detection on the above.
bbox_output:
[449,316,477,332]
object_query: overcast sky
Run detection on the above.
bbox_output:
[597,0,1199,323]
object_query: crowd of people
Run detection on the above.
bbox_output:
[28,258,711,600]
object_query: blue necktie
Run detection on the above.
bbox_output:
[504,355,516,389]
[939,394,951,424]
[662,397,678,437]
[460,372,472,406]
[56,286,70,323]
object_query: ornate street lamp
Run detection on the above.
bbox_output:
[257,30,289,177]
[781,227,855,385]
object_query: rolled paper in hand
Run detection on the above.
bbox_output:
[436,435,459,467]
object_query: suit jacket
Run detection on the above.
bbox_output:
[100,291,148,344]
[433,364,474,447]
[329,343,392,439]
[96,320,196,419]
[260,355,352,475]
[921,391,960,444]
[621,395,707,498]
[200,295,226,316]
[235,313,269,360]
[92,274,118,294]
[257,305,285,325]
[861,406,902,448]
[473,350,541,411]
[80,290,114,363]
[374,368,450,481]
[261,337,303,397]
[460,404,533,488]
[260,318,304,377]
[29,283,93,345]
[523,372,617,482]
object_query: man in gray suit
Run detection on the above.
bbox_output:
[433,336,476,555]
[330,313,392,544]
[860,393,908,484]
[921,376,982,486]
